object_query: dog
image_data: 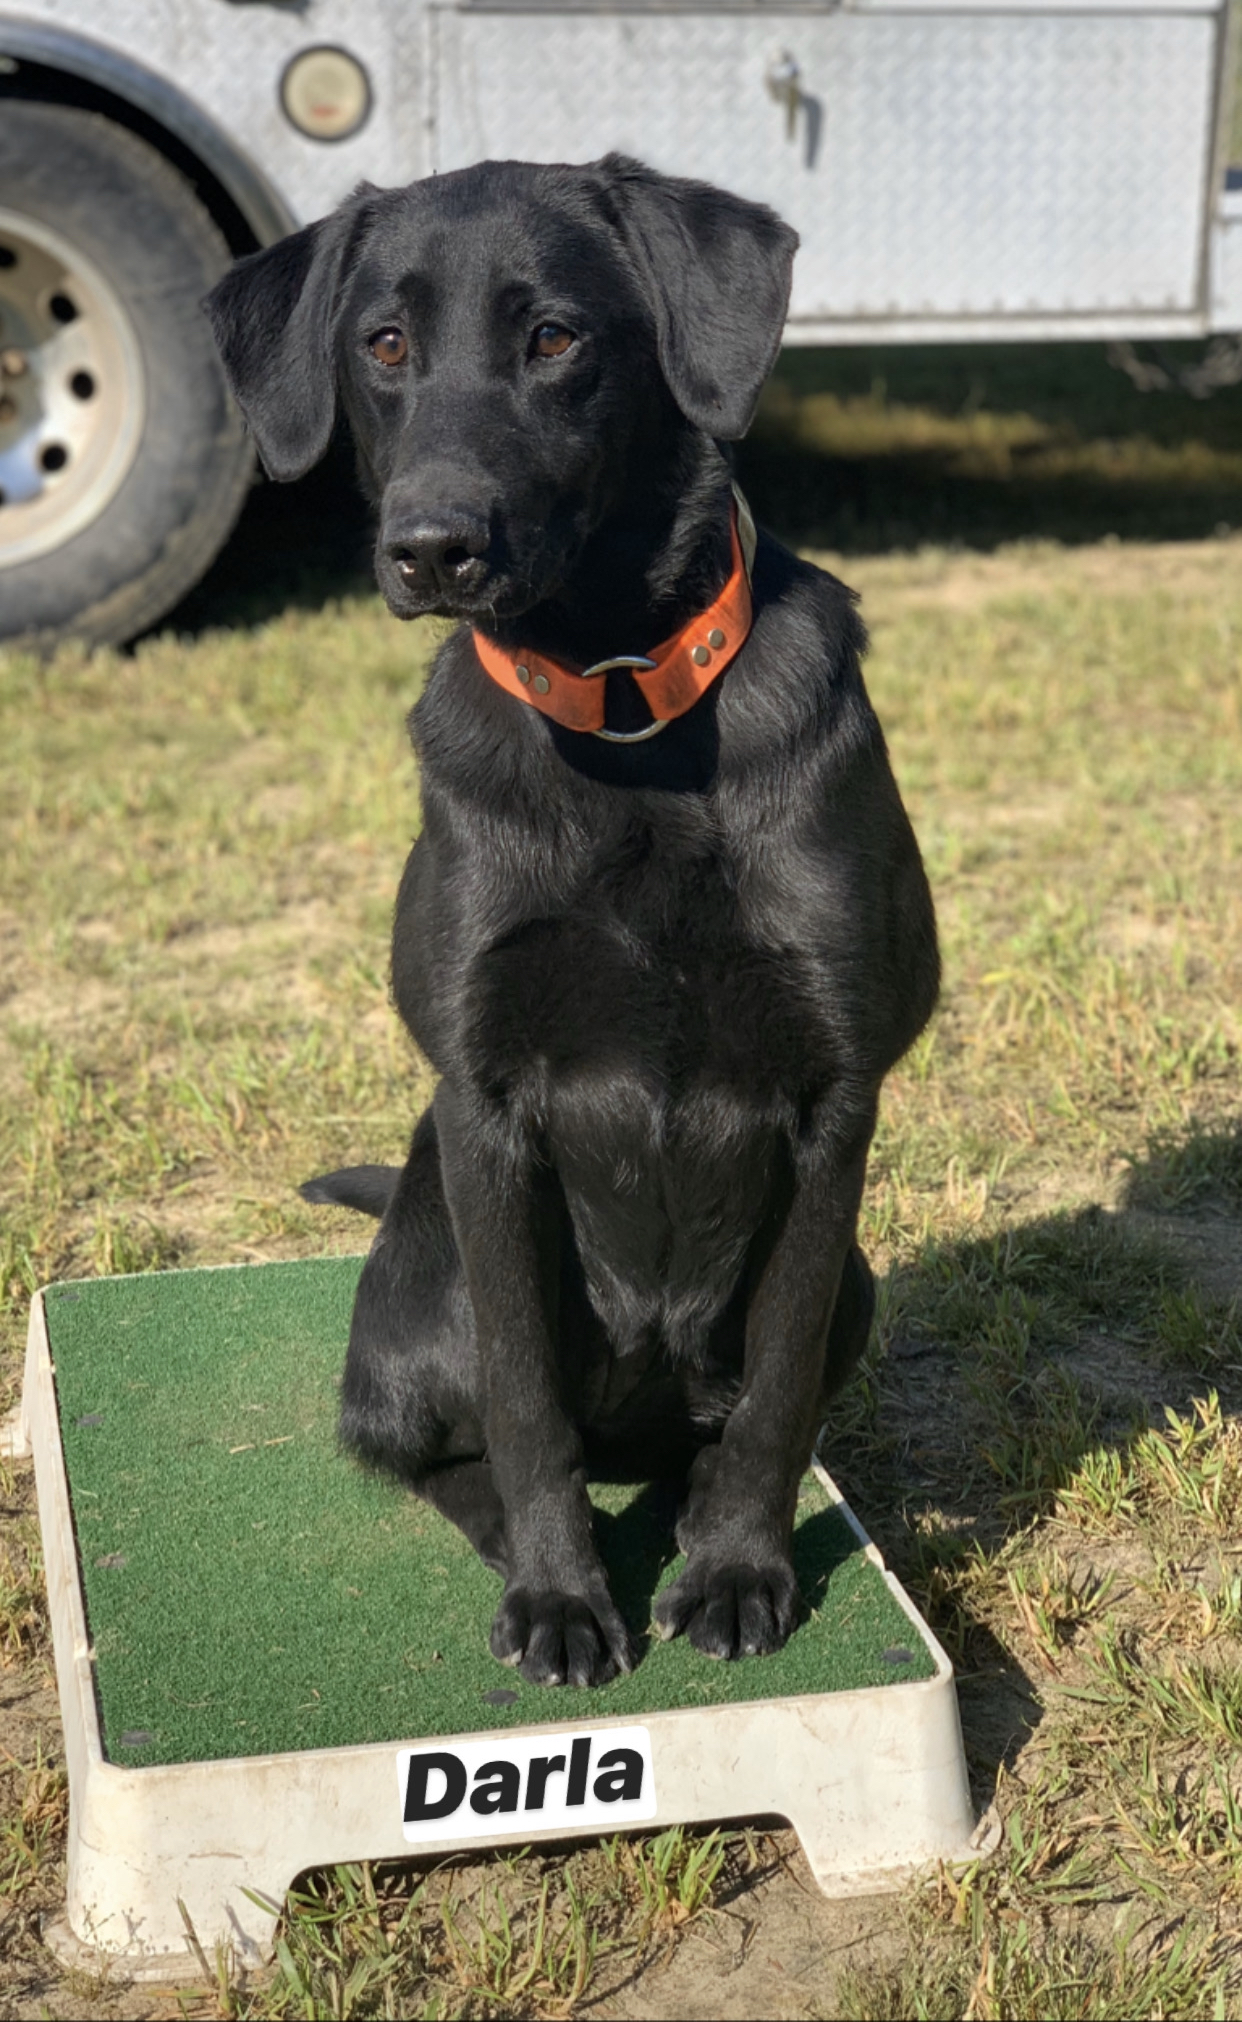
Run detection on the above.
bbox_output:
[205,155,938,1690]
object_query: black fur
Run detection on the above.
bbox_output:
[207,156,938,1688]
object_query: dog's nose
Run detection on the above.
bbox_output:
[386,511,490,597]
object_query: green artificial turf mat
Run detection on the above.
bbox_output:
[44,1258,935,1768]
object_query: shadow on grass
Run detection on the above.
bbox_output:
[139,435,376,644]
[1121,1118,1242,1219]
[820,1119,1242,1797]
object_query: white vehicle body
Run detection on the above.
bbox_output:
[6,0,1242,336]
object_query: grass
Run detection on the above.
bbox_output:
[832,1892,1234,2022]
[0,1744,68,1905]
[179,1827,738,2020]
[739,341,1242,554]
[1,347,1241,2015]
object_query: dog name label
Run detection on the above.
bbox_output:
[396,1725,657,1843]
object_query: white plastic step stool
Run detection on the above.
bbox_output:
[22,1281,993,1977]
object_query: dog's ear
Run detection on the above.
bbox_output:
[203,202,364,482]
[597,155,797,440]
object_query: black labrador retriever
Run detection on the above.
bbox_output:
[206,155,938,1690]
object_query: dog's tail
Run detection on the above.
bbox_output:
[299,1165,402,1218]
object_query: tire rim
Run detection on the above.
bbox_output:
[0,207,146,572]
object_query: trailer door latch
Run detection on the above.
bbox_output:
[766,52,802,142]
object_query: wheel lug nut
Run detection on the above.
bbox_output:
[0,347,27,378]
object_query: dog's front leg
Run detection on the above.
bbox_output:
[436,1085,633,1688]
[654,1098,877,1660]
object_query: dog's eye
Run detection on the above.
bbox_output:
[369,328,408,366]
[532,324,574,359]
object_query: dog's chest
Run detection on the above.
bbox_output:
[459,821,828,1317]
[466,829,825,1109]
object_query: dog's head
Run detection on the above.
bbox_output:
[204,157,796,623]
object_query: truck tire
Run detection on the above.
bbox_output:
[0,102,253,650]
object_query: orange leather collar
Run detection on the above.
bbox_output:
[472,490,756,741]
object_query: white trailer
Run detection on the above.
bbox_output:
[2,0,1239,645]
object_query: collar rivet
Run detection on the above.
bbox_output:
[532,672,551,695]
[708,628,726,650]
[515,663,531,684]
[691,644,711,666]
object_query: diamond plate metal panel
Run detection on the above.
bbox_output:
[433,10,1217,321]
[4,0,1226,328]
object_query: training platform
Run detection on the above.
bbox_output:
[21,1257,987,1972]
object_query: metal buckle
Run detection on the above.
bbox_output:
[576,654,670,743]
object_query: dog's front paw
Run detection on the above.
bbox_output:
[490,1586,635,1688]
[653,1558,800,1659]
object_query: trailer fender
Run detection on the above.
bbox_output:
[0,15,296,247]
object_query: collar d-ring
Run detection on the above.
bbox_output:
[575,654,668,742]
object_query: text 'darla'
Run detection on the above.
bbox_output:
[397,1725,658,1842]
